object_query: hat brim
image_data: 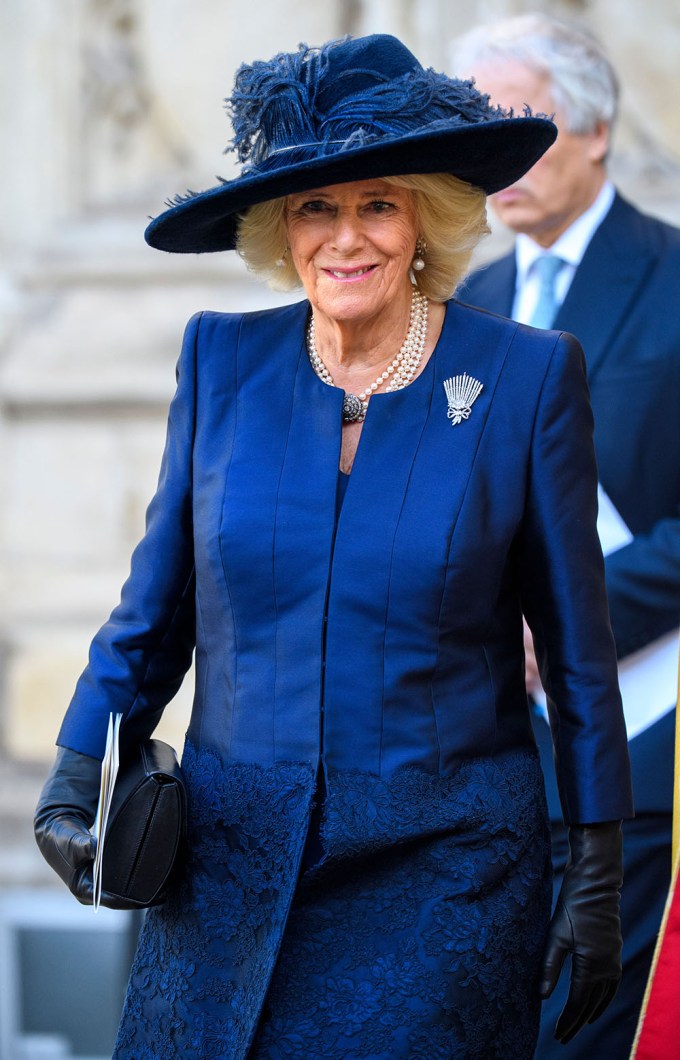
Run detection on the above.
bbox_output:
[145,116,556,254]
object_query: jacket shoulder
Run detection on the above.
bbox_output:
[448,294,513,326]
[193,300,308,340]
[587,192,680,265]
[180,301,309,381]
[445,299,582,389]
[448,296,576,348]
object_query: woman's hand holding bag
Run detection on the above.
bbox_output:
[539,820,624,1044]
[34,746,140,910]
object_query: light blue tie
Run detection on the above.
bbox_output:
[529,254,564,329]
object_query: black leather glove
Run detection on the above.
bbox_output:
[34,745,140,910]
[540,820,623,1044]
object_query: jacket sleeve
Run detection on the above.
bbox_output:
[519,331,634,824]
[605,518,680,659]
[57,312,202,759]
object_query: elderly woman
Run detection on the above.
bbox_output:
[35,34,632,1060]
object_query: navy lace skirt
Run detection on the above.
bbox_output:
[114,746,551,1060]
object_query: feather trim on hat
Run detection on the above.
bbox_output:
[227,39,514,174]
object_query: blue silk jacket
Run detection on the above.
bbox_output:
[58,297,632,824]
[56,298,633,1056]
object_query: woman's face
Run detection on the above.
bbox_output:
[285,179,419,326]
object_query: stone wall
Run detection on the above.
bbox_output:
[1,1,678,882]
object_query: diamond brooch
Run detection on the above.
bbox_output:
[443,374,484,426]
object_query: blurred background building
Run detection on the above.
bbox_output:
[1,1,678,1056]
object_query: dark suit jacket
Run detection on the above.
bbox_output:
[461,191,680,814]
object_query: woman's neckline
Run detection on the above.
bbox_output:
[304,298,448,413]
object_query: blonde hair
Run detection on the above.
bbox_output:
[235,172,489,302]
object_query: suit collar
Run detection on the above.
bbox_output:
[553,192,657,379]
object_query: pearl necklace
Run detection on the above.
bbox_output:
[306,286,429,423]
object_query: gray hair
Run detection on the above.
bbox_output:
[449,13,619,135]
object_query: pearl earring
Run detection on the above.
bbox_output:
[275,248,288,268]
[412,239,427,272]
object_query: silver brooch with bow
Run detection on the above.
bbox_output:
[443,374,484,426]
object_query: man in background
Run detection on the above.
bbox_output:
[453,14,680,1058]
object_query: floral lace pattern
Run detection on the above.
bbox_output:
[114,746,550,1059]
[253,751,550,1058]
[113,745,315,1059]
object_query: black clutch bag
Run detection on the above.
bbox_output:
[100,739,186,908]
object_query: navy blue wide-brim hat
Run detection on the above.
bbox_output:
[145,34,556,254]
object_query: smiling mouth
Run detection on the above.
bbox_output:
[325,265,376,280]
